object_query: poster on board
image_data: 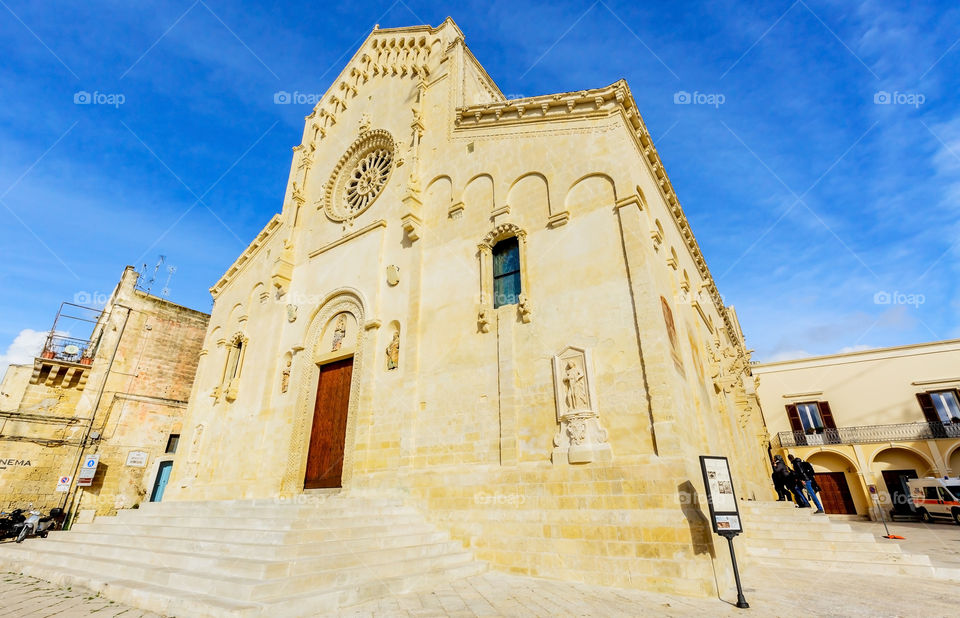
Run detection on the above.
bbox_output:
[699,455,742,535]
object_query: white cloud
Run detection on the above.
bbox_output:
[764,349,812,363]
[836,344,872,354]
[0,329,47,381]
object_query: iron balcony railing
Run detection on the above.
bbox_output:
[777,421,960,448]
[40,334,95,364]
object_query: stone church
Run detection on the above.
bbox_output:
[166,17,769,595]
[0,20,775,612]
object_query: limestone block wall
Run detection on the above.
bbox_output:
[0,442,77,512]
[0,267,209,515]
[163,19,771,598]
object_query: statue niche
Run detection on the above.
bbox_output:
[551,346,612,465]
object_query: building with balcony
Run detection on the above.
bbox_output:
[753,339,960,519]
[0,266,209,520]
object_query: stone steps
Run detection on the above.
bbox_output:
[739,501,945,580]
[744,545,931,565]
[747,556,939,579]
[35,535,467,579]
[108,511,428,530]
[0,495,486,616]
[74,520,440,544]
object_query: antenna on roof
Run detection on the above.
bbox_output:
[161,265,177,298]
[139,255,166,294]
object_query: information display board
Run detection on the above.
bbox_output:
[699,455,742,535]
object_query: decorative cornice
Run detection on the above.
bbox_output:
[454,82,629,130]
[210,214,282,299]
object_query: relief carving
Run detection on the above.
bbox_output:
[551,347,612,465]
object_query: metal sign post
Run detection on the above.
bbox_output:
[868,484,904,540]
[700,455,749,609]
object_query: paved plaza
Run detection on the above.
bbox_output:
[3,553,958,617]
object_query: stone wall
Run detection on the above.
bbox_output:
[0,267,209,516]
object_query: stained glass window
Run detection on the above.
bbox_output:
[492,237,521,308]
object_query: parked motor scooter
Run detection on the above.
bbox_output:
[0,509,26,540]
[14,506,64,543]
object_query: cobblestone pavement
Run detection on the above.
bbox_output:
[0,573,162,618]
[1,562,954,617]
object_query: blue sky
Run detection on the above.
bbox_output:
[1,0,959,375]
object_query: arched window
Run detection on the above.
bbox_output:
[492,237,521,307]
[218,333,248,403]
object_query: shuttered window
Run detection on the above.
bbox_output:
[786,401,837,435]
[929,390,960,423]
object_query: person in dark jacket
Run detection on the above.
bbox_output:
[773,455,808,507]
[789,454,824,513]
[771,456,793,501]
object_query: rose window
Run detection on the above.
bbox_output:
[323,129,395,222]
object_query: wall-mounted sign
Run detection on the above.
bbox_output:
[0,459,32,470]
[55,476,72,492]
[77,453,100,487]
[125,451,148,468]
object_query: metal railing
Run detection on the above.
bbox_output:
[39,335,94,364]
[777,421,960,447]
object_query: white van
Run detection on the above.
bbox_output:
[907,477,960,524]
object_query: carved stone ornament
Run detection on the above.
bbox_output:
[386,264,400,286]
[286,304,298,323]
[550,346,612,465]
[518,293,532,324]
[477,306,491,333]
[322,129,395,222]
[386,330,400,370]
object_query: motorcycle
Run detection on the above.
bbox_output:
[0,509,26,540]
[14,507,64,543]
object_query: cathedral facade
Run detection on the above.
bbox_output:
[166,19,770,597]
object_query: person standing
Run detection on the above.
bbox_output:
[773,455,808,507]
[771,456,793,501]
[789,454,824,513]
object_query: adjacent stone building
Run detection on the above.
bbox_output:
[0,266,209,518]
[754,339,960,519]
[159,19,771,597]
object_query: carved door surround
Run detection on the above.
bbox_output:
[476,222,532,330]
[280,289,368,495]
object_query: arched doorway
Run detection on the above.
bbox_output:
[807,451,866,515]
[871,447,935,516]
[948,445,960,477]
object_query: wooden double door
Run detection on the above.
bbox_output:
[813,472,857,514]
[304,357,353,489]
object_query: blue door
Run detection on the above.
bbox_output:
[150,461,173,502]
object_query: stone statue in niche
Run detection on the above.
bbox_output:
[563,360,589,412]
[331,314,347,351]
[386,331,400,370]
[551,347,612,465]
[280,359,292,393]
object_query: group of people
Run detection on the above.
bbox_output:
[772,454,825,513]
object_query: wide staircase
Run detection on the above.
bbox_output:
[739,500,957,580]
[0,492,485,617]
